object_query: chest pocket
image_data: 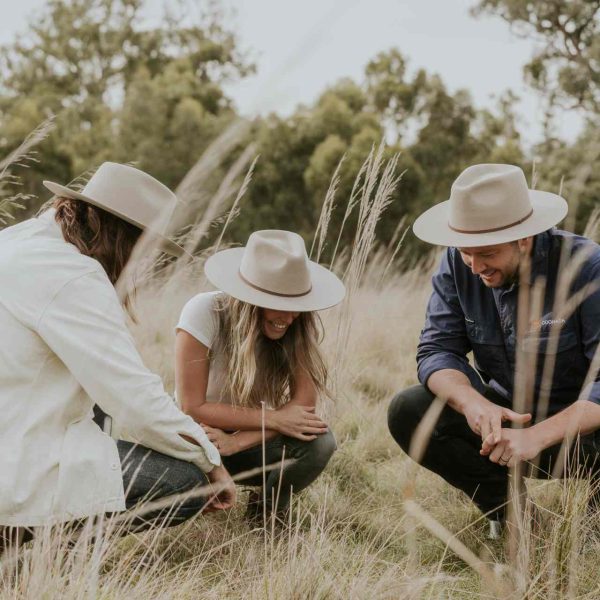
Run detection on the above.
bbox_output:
[521,328,578,355]
[465,320,507,383]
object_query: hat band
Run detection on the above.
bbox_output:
[448,208,533,235]
[239,269,312,298]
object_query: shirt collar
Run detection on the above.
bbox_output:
[530,229,552,281]
[37,208,64,241]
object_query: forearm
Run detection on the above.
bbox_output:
[427,369,486,414]
[530,400,600,451]
[229,429,279,453]
[185,401,279,431]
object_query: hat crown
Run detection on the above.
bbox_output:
[240,230,312,296]
[449,164,532,233]
[81,162,177,231]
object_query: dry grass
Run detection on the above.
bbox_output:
[3,131,600,599]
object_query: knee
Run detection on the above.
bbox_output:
[292,430,337,469]
[387,384,430,453]
[166,461,209,496]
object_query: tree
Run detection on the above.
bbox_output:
[226,50,526,260]
[472,0,600,115]
[0,0,251,213]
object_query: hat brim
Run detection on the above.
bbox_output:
[43,180,185,258]
[204,248,346,312]
[413,190,568,247]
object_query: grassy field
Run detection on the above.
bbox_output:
[2,135,600,599]
[2,253,600,599]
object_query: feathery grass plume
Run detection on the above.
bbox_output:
[180,143,258,258]
[213,155,259,254]
[310,154,344,262]
[174,118,252,215]
[328,147,371,269]
[114,142,257,306]
[583,207,600,242]
[0,118,55,225]
[329,143,401,392]
[379,214,409,285]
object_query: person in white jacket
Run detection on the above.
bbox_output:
[0,162,235,549]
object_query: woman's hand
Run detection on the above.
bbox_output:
[269,404,328,441]
[202,424,241,457]
[205,465,236,512]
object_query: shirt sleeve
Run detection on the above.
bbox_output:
[37,271,221,472]
[417,249,485,393]
[578,255,600,405]
[176,292,219,348]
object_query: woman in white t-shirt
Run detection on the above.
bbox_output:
[175,230,346,520]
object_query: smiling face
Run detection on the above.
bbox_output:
[260,308,300,340]
[458,237,533,288]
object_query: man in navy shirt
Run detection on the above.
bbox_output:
[388,163,600,530]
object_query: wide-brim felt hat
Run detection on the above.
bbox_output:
[43,162,184,257]
[204,230,346,312]
[413,163,568,247]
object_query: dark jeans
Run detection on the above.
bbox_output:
[222,431,337,514]
[0,440,209,550]
[388,384,600,520]
[117,440,210,532]
[94,403,209,531]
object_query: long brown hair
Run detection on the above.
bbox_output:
[51,197,142,285]
[214,295,329,408]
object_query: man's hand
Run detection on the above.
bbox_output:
[480,428,543,467]
[463,395,531,442]
[269,404,328,441]
[205,465,236,512]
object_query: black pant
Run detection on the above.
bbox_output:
[388,384,600,520]
[222,431,336,514]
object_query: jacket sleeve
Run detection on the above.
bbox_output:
[37,270,221,472]
[417,249,485,393]
[578,255,600,405]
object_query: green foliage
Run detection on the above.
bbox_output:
[227,52,526,259]
[0,0,250,215]
[473,0,600,115]
[4,1,597,259]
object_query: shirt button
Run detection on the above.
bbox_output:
[111,463,120,470]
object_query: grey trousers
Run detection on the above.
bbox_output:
[1,440,209,549]
[117,440,210,532]
[92,406,210,532]
[222,431,337,514]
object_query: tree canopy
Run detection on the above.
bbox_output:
[1,0,597,257]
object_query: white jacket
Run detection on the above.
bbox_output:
[0,210,220,526]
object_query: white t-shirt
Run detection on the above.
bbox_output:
[176,291,233,404]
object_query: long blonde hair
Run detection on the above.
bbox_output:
[213,295,328,408]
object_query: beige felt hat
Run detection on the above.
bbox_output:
[43,162,184,257]
[204,230,346,311]
[413,164,568,247]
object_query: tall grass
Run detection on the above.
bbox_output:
[3,131,600,599]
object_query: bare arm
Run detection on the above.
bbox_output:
[531,399,600,450]
[175,330,327,439]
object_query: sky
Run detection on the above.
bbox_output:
[0,0,584,148]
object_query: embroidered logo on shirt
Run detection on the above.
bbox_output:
[530,317,566,332]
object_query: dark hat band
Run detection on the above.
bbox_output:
[238,269,312,298]
[448,208,533,235]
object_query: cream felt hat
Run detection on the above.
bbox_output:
[43,162,184,257]
[204,230,346,312]
[413,164,568,247]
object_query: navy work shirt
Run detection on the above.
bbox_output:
[417,229,600,417]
